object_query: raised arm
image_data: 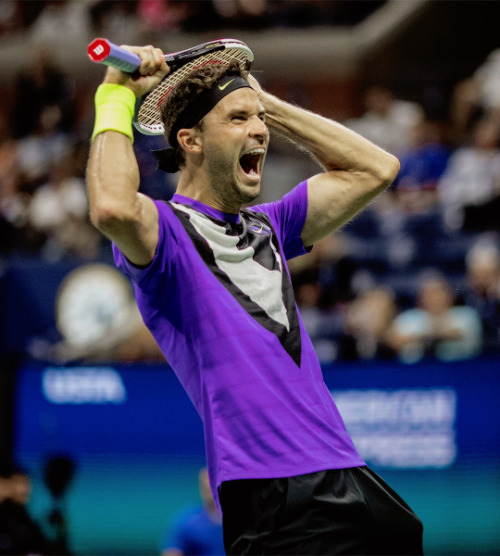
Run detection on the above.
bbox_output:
[249,77,400,246]
[86,45,169,266]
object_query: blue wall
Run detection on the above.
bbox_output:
[13,357,500,555]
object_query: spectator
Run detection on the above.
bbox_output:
[11,49,77,196]
[289,234,357,362]
[392,118,451,215]
[43,454,76,556]
[0,114,18,185]
[289,233,355,305]
[450,48,500,140]
[345,286,398,360]
[388,273,483,364]
[294,277,346,364]
[0,114,23,251]
[0,115,47,253]
[463,239,500,353]
[10,49,76,140]
[438,116,500,231]
[29,0,91,47]
[211,0,270,30]
[0,465,48,556]
[345,85,424,157]
[161,468,224,556]
[0,0,21,38]
[90,0,140,45]
[28,155,100,260]
[136,0,189,38]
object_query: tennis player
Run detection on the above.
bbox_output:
[87,45,423,554]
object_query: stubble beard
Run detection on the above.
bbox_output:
[209,156,261,210]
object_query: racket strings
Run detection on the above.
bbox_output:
[137,48,250,135]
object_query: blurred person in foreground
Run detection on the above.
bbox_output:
[161,468,224,556]
[389,273,483,364]
[0,465,47,555]
[86,43,423,554]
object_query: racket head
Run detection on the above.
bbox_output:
[133,38,254,136]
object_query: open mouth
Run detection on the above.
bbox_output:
[239,148,265,178]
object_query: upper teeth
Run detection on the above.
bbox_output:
[244,148,265,156]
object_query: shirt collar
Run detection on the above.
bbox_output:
[171,194,241,224]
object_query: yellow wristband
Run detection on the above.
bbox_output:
[92,83,136,142]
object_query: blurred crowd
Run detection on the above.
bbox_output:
[290,48,500,364]
[1,4,500,365]
[0,0,385,43]
[291,50,500,363]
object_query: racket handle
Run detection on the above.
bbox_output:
[87,38,141,73]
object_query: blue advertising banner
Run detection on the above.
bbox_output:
[13,356,500,555]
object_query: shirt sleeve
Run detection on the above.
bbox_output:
[112,200,176,293]
[251,180,312,260]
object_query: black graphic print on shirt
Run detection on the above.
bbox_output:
[167,202,302,367]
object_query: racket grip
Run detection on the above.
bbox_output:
[87,38,141,73]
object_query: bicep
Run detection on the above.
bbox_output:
[301,170,387,246]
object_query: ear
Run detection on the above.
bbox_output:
[177,128,203,155]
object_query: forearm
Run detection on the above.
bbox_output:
[260,92,399,180]
[86,78,142,231]
[86,45,169,264]
[87,118,158,266]
[87,129,141,233]
[252,84,400,243]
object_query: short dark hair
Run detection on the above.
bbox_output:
[159,61,249,168]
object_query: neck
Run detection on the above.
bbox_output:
[176,170,241,214]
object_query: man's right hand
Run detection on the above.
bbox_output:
[103,44,170,98]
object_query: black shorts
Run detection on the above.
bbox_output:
[220,467,423,555]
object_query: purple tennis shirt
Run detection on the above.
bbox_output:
[113,180,364,511]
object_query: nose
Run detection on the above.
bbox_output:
[250,116,269,141]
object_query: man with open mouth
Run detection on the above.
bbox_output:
[87,45,423,555]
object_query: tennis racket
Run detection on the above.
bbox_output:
[88,38,254,136]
